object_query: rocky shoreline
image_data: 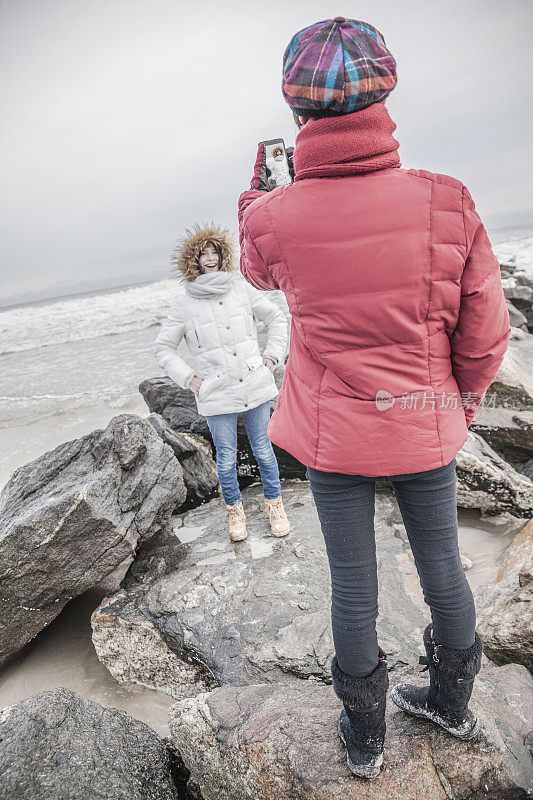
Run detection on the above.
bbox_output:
[0,262,532,799]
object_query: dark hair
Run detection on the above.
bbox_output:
[292,108,345,128]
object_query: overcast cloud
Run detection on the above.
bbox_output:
[1,0,532,305]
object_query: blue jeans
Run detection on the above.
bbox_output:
[205,400,282,506]
[306,458,476,678]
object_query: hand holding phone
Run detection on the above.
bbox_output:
[250,139,294,191]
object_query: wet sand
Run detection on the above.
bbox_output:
[0,588,175,738]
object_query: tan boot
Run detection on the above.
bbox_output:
[264,494,290,537]
[226,500,248,542]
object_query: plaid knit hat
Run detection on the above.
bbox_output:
[282,17,397,117]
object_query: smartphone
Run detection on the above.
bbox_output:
[261,138,293,189]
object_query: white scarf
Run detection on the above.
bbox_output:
[184,270,237,298]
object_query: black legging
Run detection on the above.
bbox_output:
[306,457,476,678]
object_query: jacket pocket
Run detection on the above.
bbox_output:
[244,354,265,372]
[197,371,226,402]
[197,374,214,401]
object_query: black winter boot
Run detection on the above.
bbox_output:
[331,648,389,779]
[390,623,483,739]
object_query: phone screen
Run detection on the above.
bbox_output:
[263,139,293,189]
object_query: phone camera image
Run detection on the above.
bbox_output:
[263,138,293,189]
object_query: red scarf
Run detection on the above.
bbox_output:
[293,100,401,180]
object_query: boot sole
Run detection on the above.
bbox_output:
[271,525,291,537]
[337,718,383,779]
[390,685,480,740]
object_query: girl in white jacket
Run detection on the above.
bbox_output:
[154,223,290,542]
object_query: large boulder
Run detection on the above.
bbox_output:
[92,479,473,699]
[503,278,533,330]
[488,334,533,413]
[518,459,533,482]
[455,430,533,518]
[476,518,533,672]
[469,406,533,467]
[469,332,533,465]
[147,412,220,510]
[0,414,185,667]
[168,659,533,800]
[0,688,180,800]
[139,377,209,438]
[506,304,529,330]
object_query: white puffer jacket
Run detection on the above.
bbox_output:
[154,273,288,417]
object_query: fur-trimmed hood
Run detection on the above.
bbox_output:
[173,223,236,282]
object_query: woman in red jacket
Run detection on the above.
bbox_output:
[237,17,511,779]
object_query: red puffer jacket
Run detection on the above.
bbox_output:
[237,101,511,476]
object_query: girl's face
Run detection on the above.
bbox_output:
[198,244,220,273]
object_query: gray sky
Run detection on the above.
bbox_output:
[1,0,532,305]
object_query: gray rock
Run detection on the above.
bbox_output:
[168,659,533,800]
[504,283,533,331]
[476,518,533,672]
[498,258,518,275]
[517,459,533,482]
[506,302,529,329]
[0,414,185,667]
[456,431,533,517]
[147,412,220,510]
[503,271,533,332]
[92,480,436,698]
[91,453,532,701]
[0,688,179,800]
[503,280,533,304]
[139,377,208,437]
[490,334,533,412]
[468,332,533,464]
[516,273,533,291]
[470,406,533,466]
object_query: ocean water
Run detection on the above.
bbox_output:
[0,278,181,487]
[0,225,531,490]
[490,223,533,279]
